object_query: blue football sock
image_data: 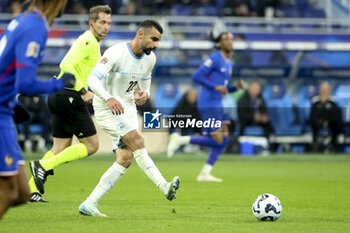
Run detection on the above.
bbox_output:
[206,137,229,165]
[190,136,220,147]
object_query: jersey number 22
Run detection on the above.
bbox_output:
[126,81,138,92]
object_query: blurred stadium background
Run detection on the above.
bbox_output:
[2,0,350,154]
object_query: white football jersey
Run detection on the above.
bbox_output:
[90,42,155,110]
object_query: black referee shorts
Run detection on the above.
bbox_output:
[47,90,96,138]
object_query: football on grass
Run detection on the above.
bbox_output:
[252,193,282,221]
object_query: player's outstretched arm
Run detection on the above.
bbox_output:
[191,56,218,89]
[191,66,216,89]
[16,66,74,94]
[15,27,75,94]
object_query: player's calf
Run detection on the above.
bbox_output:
[121,130,145,151]
[0,177,19,217]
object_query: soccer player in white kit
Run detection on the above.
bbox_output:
[79,20,180,217]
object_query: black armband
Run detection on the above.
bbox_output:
[78,87,87,95]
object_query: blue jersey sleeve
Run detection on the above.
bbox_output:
[15,26,64,94]
[191,55,217,89]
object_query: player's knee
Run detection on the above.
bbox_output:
[133,135,145,149]
[4,187,19,205]
[212,137,224,145]
[13,189,30,206]
[88,144,99,155]
[85,141,99,155]
[212,136,229,148]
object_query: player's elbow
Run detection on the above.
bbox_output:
[86,75,96,91]
[191,69,204,84]
[133,134,145,149]
[86,75,93,87]
[191,73,199,83]
[84,137,99,156]
[59,60,75,73]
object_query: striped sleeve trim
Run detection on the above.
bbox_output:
[91,70,104,80]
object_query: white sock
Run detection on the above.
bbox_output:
[179,135,190,145]
[200,163,213,175]
[134,148,167,191]
[87,162,127,203]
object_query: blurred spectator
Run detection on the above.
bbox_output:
[17,95,51,152]
[81,0,106,10]
[222,93,238,153]
[171,0,196,5]
[232,34,252,66]
[0,0,7,13]
[66,0,112,14]
[65,0,87,14]
[237,80,274,138]
[269,50,289,66]
[122,1,139,15]
[222,0,251,17]
[141,0,168,14]
[175,50,188,65]
[154,81,182,115]
[104,0,124,14]
[196,0,218,16]
[309,82,341,152]
[257,0,280,17]
[171,89,202,135]
[8,0,23,17]
[72,1,88,14]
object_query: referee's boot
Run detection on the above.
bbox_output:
[29,160,54,194]
[30,192,48,203]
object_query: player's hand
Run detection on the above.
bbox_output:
[254,112,261,122]
[60,73,76,88]
[236,79,245,90]
[81,91,94,104]
[261,113,269,123]
[106,98,124,115]
[215,86,228,95]
[134,90,148,106]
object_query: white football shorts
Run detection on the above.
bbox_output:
[94,106,138,150]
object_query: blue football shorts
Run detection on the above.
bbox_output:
[0,127,24,177]
[197,105,229,135]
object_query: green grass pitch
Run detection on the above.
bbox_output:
[1,153,350,233]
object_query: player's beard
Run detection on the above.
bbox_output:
[143,48,152,55]
[224,47,233,54]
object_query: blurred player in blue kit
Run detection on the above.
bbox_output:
[0,0,75,218]
[167,32,244,182]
